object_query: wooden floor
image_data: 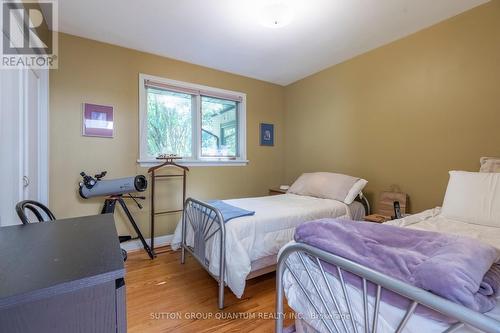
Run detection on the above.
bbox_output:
[125,248,293,332]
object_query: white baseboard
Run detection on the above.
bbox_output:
[121,234,174,252]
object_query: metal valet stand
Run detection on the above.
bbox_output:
[148,154,189,257]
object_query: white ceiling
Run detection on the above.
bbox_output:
[56,0,488,85]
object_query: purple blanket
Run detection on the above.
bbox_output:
[295,219,500,320]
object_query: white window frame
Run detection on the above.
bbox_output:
[138,73,247,167]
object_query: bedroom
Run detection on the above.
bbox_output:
[1,0,500,332]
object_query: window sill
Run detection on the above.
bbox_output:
[137,159,249,167]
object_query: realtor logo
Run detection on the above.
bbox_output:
[1,1,58,69]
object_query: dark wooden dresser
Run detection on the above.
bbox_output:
[0,214,126,333]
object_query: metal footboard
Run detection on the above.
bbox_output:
[181,198,226,309]
[276,242,500,333]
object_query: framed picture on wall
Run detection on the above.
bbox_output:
[260,123,274,146]
[82,103,114,138]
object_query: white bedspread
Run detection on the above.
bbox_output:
[386,207,500,250]
[171,194,364,298]
[284,209,500,333]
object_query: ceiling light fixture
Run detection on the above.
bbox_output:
[258,1,295,28]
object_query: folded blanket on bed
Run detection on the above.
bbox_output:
[207,200,255,223]
[295,219,500,317]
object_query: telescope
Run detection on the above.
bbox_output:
[79,171,147,199]
[78,171,154,260]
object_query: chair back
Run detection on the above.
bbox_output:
[16,200,56,224]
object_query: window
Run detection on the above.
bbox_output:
[139,74,247,166]
[146,89,193,158]
[201,96,238,157]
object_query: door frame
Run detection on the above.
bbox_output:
[38,69,49,205]
[19,68,49,205]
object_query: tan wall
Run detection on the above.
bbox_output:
[284,1,500,213]
[50,33,285,237]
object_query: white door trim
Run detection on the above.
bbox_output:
[17,70,24,204]
[19,67,49,205]
[38,69,49,205]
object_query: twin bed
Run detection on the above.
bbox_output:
[278,210,500,333]
[277,170,500,333]
[171,172,369,308]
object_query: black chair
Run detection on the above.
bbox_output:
[16,200,56,225]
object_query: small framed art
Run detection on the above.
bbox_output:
[260,123,274,146]
[82,103,114,138]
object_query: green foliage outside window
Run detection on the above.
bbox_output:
[147,89,192,157]
[146,89,239,159]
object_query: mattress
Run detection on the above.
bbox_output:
[171,193,364,298]
[283,209,500,333]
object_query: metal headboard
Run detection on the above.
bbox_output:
[355,193,371,216]
[181,198,226,309]
[276,242,500,333]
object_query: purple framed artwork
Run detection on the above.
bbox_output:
[82,103,114,138]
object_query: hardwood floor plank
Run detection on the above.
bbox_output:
[125,248,293,332]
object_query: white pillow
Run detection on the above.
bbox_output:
[288,172,367,204]
[480,157,500,173]
[441,171,500,227]
[345,179,369,204]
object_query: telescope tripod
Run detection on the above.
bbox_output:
[101,195,155,260]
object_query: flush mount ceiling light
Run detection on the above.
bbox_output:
[258,1,295,28]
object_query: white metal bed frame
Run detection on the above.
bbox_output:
[181,198,226,309]
[181,195,370,309]
[276,242,500,333]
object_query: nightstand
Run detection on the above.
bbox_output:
[363,214,391,223]
[269,187,287,195]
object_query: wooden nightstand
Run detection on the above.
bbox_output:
[363,214,391,223]
[269,187,287,195]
